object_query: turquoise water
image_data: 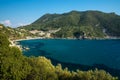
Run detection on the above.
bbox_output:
[19,39,120,69]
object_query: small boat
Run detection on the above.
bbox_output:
[23,46,30,50]
[25,47,29,50]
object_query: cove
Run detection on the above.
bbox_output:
[18,39,120,69]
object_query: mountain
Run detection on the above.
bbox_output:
[20,10,120,39]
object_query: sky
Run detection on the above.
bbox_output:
[0,0,120,27]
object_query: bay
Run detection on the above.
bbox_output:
[19,39,120,70]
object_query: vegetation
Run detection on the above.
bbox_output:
[0,24,34,40]
[0,27,118,80]
[20,10,120,38]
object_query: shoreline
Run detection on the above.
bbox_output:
[9,36,120,49]
[14,37,120,42]
[10,37,120,50]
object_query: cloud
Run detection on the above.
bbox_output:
[0,20,12,26]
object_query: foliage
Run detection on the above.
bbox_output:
[25,57,58,80]
[55,64,118,80]
[0,32,31,80]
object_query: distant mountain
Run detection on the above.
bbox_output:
[20,10,120,38]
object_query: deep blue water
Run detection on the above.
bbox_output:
[19,39,120,69]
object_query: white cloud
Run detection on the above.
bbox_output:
[0,20,12,26]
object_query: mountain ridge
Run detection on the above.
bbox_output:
[20,10,120,39]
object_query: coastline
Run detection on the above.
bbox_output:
[14,36,120,42]
[9,36,120,50]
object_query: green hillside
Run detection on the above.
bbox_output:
[20,10,120,39]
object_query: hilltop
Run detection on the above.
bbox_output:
[19,10,120,39]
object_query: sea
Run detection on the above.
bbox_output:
[18,39,120,77]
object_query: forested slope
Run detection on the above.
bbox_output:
[21,10,120,38]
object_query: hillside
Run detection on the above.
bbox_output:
[0,24,38,40]
[20,10,120,39]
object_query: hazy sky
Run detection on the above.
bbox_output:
[0,0,120,27]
